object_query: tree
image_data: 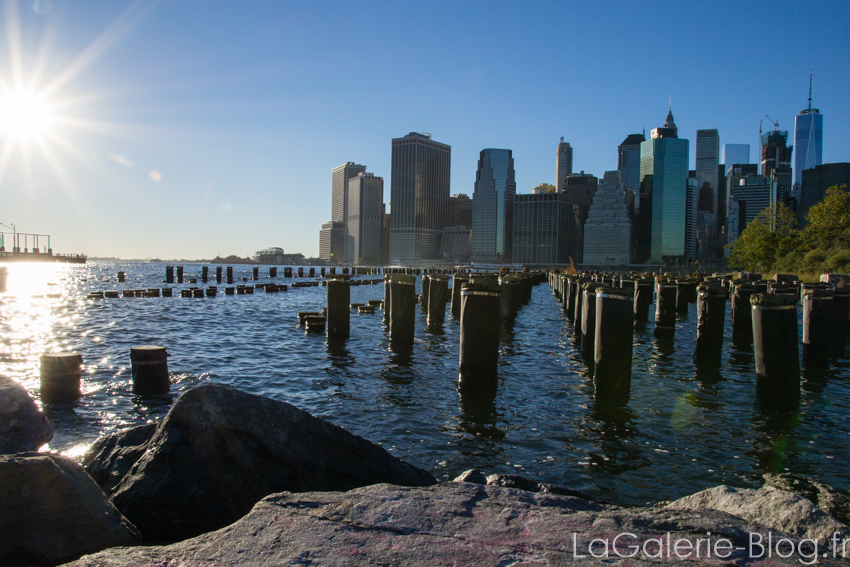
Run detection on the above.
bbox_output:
[727,203,799,271]
[802,184,850,250]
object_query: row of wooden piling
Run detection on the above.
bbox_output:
[548,271,850,407]
[39,346,170,404]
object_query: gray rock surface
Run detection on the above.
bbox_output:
[0,452,140,567]
[666,484,847,545]
[63,481,848,566]
[96,384,436,542]
[0,374,53,454]
[454,467,592,499]
[82,422,156,494]
[764,473,850,526]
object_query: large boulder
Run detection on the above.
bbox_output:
[90,384,436,542]
[0,374,53,454]
[763,473,850,526]
[666,484,847,545]
[0,452,140,566]
[82,422,156,494]
[63,482,847,566]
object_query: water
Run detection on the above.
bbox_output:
[1,262,848,506]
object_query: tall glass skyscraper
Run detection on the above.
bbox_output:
[695,129,719,214]
[556,138,573,192]
[794,71,823,185]
[472,148,515,262]
[389,132,451,262]
[638,108,689,262]
[618,133,646,200]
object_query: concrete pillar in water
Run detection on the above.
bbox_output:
[130,346,170,395]
[226,266,234,284]
[452,273,469,319]
[389,275,416,344]
[165,265,174,284]
[420,275,431,313]
[427,275,449,328]
[176,266,184,284]
[581,283,601,361]
[459,282,501,392]
[593,288,635,400]
[40,352,83,403]
[216,266,222,283]
[802,288,833,368]
[633,280,653,322]
[326,275,351,339]
[117,271,125,283]
[694,285,727,365]
[201,266,208,283]
[731,283,757,343]
[655,283,677,336]
[751,293,799,406]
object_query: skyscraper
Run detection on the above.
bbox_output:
[722,144,750,175]
[346,172,384,263]
[389,132,451,262]
[563,171,597,263]
[760,129,793,204]
[637,107,689,262]
[618,133,646,201]
[794,70,823,185]
[799,163,850,225]
[583,171,632,266]
[556,138,573,192]
[332,163,367,226]
[448,194,473,227]
[512,192,571,265]
[472,148,516,262]
[695,129,720,214]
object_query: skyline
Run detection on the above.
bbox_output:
[2,1,849,259]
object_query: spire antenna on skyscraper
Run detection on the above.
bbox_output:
[808,67,813,111]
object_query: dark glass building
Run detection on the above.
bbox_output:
[472,149,515,262]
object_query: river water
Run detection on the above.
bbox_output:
[1,261,848,506]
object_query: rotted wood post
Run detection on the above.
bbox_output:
[802,288,833,368]
[694,285,727,365]
[655,283,677,336]
[40,352,83,403]
[581,283,602,361]
[389,275,416,344]
[427,275,449,328]
[594,288,635,400]
[176,266,184,284]
[202,266,209,283]
[216,266,222,283]
[420,275,431,312]
[459,281,501,392]
[165,265,174,284]
[130,346,170,395]
[452,273,469,319]
[326,274,351,339]
[732,283,757,344]
[633,279,653,323]
[752,293,799,406]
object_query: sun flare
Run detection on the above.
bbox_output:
[0,88,54,141]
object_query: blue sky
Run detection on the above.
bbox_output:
[2,0,849,259]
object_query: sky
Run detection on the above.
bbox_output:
[1,0,849,260]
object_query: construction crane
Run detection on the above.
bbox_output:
[765,114,780,131]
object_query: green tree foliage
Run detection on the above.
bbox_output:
[803,184,850,250]
[727,203,799,271]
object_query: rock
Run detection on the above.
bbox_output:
[666,484,847,544]
[0,452,140,566]
[100,384,436,542]
[82,423,157,494]
[0,374,53,454]
[763,473,850,526]
[453,468,591,500]
[63,482,846,566]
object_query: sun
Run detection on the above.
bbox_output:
[0,88,54,142]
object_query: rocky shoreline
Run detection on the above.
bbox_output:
[2,376,849,566]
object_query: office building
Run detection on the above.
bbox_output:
[563,171,597,263]
[389,132,451,262]
[448,194,473,227]
[583,171,632,266]
[637,108,689,262]
[722,144,750,175]
[471,149,516,262]
[760,129,793,203]
[556,138,573,192]
[439,226,471,263]
[532,183,557,194]
[346,172,384,263]
[726,175,772,243]
[695,130,720,214]
[618,133,646,203]
[512,192,572,265]
[799,163,850,225]
[319,221,346,262]
[794,70,824,186]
